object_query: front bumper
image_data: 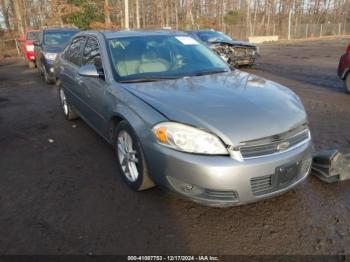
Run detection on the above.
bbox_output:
[144,140,312,207]
[43,60,56,79]
[25,51,35,61]
[233,57,256,66]
[338,53,349,79]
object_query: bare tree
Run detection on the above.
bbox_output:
[0,0,11,30]
[124,0,129,29]
[12,0,24,35]
[135,0,140,29]
[104,0,111,28]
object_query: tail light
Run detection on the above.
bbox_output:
[26,44,34,52]
[347,43,350,53]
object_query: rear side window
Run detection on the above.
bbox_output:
[27,31,40,41]
[82,37,103,71]
[64,36,86,66]
[43,31,78,46]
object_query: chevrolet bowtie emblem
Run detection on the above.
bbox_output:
[277,141,290,152]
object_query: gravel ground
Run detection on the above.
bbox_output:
[0,37,349,256]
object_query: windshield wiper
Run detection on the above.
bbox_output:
[193,69,229,76]
[119,76,181,83]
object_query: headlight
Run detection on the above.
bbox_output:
[44,52,57,60]
[152,122,228,155]
[220,55,229,61]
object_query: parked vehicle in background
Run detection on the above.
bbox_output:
[18,30,41,68]
[34,27,80,84]
[55,30,312,207]
[338,42,350,93]
[189,30,258,68]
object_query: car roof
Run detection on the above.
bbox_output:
[43,27,80,32]
[189,30,219,34]
[100,30,189,39]
[26,29,41,33]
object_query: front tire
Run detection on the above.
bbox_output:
[345,74,350,94]
[43,66,55,84]
[58,87,79,120]
[115,121,155,191]
[28,61,35,69]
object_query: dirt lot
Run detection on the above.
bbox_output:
[0,37,350,256]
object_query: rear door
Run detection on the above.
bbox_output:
[58,35,86,113]
[77,36,109,135]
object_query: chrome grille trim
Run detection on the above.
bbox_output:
[238,127,311,159]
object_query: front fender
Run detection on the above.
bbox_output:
[107,85,167,143]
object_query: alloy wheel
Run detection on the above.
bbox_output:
[59,88,68,116]
[117,130,139,182]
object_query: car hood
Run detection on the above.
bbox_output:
[210,39,256,48]
[125,71,307,146]
[43,45,64,53]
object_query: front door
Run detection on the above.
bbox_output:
[77,36,109,136]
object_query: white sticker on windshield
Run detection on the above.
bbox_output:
[175,36,199,45]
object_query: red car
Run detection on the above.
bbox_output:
[338,42,350,93]
[18,30,41,68]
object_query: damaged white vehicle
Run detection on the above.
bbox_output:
[189,30,258,67]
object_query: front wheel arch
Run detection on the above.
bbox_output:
[113,120,155,191]
[345,73,350,94]
[109,114,126,144]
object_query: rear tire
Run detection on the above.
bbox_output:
[345,74,350,94]
[58,86,79,120]
[114,121,155,191]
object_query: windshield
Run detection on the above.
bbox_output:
[27,31,40,41]
[43,31,78,46]
[107,35,229,82]
[196,32,233,43]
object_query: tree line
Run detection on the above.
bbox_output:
[0,0,349,38]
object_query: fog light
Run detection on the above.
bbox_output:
[167,176,204,196]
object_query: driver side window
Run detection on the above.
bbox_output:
[82,37,103,72]
[64,36,86,66]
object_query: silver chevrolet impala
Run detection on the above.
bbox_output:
[55,30,312,207]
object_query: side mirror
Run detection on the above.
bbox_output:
[33,41,41,47]
[78,64,103,78]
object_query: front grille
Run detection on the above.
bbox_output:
[239,127,310,159]
[250,175,273,196]
[245,48,256,55]
[234,47,256,56]
[234,47,247,56]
